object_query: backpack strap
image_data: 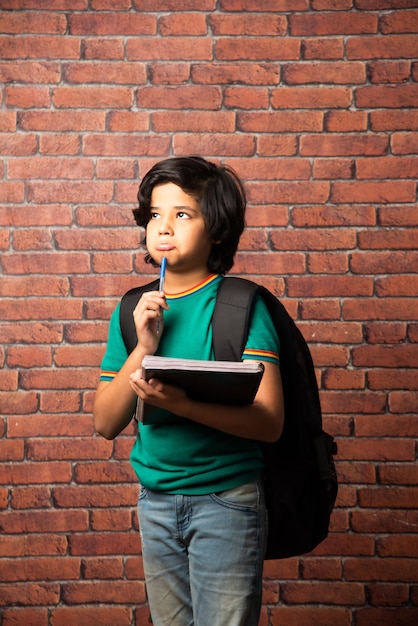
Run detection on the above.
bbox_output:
[119,279,159,354]
[212,277,260,361]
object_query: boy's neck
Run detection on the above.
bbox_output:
[164,268,213,295]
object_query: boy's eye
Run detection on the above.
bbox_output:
[150,212,160,220]
[177,211,190,219]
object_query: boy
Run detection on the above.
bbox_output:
[94,156,284,626]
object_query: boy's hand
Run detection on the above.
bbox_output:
[133,290,168,354]
[129,369,188,412]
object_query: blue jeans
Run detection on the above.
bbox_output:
[137,479,267,626]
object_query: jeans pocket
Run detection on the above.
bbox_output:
[138,484,149,501]
[210,480,260,511]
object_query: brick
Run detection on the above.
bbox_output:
[0,111,16,131]
[299,297,342,318]
[366,583,410,607]
[353,345,418,367]
[209,13,287,35]
[347,35,418,60]
[238,110,323,132]
[1,608,48,625]
[364,323,407,344]
[324,111,368,132]
[10,486,53,511]
[173,132,255,156]
[320,390,386,414]
[283,62,365,85]
[357,156,418,179]
[380,9,418,34]
[152,111,235,132]
[338,438,414,461]
[74,461,137,484]
[0,439,24,461]
[291,14,377,36]
[0,583,59,607]
[20,367,99,390]
[379,206,418,226]
[27,437,112,461]
[0,35,80,59]
[149,62,190,84]
[39,391,82,413]
[311,0,353,8]
[368,60,412,83]
[281,581,365,605]
[90,509,133,532]
[18,110,106,131]
[224,86,269,109]
[257,135,298,156]
[0,391,39,415]
[7,415,94,438]
[356,84,418,108]
[82,37,125,60]
[233,252,306,276]
[27,181,114,203]
[215,37,300,61]
[82,556,124,579]
[375,275,418,296]
[299,320,363,343]
[271,229,357,252]
[302,37,344,60]
[343,298,418,321]
[331,181,416,203]
[83,133,170,156]
[127,37,212,60]
[192,62,280,85]
[301,133,388,156]
[370,110,418,131]
[322,368,365,390]
[159,12,207,35]
[1,528,68,557]
[0,556,80,582]
[69,12,156,35]
[49,607,133,626]
[351,509,418,535]
[291,205,375,227]
[0,60,61,83]
[356,414,418,438]
[5,86,50,108]
[358,229,418,250]
[247,181,329,204]
[351,251,418,274]
[64,61,147,85]
[1,297,83,322]
[52,86,133,108]
[389,391,418,413]
[0,133,37,156]
[92,252,133,273]
[138,85,222,109]
[39,134,81,155]
[379,463,418,486]
[270,606,351,626]
[2,252,90,275]
[392,132,418,155]
[7,346,52,368]
[272,86,352,109]
[220,0,308,9]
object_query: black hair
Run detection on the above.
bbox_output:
[132,156,246,274]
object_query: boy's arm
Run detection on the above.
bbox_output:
[129,360,284,443]
[93,345,147,440]
[94,290,167,440]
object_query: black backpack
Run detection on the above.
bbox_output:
[120,276,338,560]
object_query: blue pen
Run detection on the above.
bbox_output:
[157,257,166,333]
[159,257,167,293]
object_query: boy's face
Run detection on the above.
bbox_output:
[146,182,213,275]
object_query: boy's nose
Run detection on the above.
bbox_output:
[158,217,173,234]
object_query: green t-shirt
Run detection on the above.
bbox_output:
[100,274,280,495]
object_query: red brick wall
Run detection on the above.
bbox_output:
[1,2,417,625]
